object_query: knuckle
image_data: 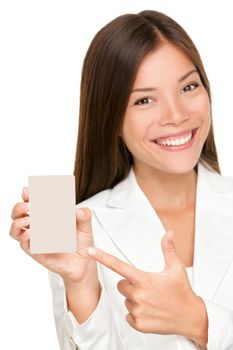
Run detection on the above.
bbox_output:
[13,219,22,230]
[77,225,92,236]
[134,318,144,332]
[131,305,140,317]
[11,202,26,220]
[20,201,29,210]
[130,290,138,302]
[11,220,17,232]
[125,299,139,316]
[9,226,19,240]
[76,246,89,256]
[78,228,92,236]
[15,201,23,211]
[117,279,125,290]
[137,271,148,285]
[77,219,93,235]
[132,289,144,304]
[11,217,29,233]
[126,313,134,326]
[126,314,143,332]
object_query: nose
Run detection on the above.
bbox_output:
[157,95,190,126]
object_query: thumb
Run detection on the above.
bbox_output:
[76,207,95,255]
[161,230,178,271]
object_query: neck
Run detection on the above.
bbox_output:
[133,163,197,213]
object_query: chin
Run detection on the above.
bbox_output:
[159,158,199,175]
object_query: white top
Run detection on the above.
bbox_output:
[49,162,233,349]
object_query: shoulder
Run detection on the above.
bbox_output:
[76,188,112,209]
[198,162,233,194]
[76,168,134,210]
[77,168,137,209]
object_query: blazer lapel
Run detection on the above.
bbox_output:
[94,168,166,272]
[94,161,233,300]
[192,162,233,299]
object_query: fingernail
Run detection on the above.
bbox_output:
[87,247,97,256]
[77,208,85,217]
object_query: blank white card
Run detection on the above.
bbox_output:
[28,175,76,254]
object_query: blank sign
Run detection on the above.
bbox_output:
[28,175,76,254]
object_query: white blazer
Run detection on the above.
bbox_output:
[49,161,233,350]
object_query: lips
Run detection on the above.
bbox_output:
[154,128,198,142]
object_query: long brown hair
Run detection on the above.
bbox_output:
[73,10,220,204]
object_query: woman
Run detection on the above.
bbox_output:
[9,10,233,350]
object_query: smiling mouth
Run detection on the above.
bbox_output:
[153,128,198,147]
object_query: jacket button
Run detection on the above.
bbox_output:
[69,336,80,349]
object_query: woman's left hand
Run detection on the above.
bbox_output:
[87,230,208,347]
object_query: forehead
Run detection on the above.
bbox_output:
[133,42,195,86]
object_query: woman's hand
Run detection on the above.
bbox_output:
[87,231,208,348]
[9,187,98,285]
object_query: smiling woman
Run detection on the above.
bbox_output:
[73,10,219,204]
[9,9,233,350]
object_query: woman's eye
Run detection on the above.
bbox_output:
[135,97,152,105]
[182,83,199,93]
[134,83,199,105]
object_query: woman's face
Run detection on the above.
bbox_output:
[122,41,211,175]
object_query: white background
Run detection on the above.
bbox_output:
[1,1,232,349]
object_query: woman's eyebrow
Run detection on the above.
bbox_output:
[131,69,198,93]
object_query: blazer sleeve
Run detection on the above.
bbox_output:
[48,269,126,350]
[203,299,233,350]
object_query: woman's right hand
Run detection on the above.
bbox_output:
[9,187,98,286]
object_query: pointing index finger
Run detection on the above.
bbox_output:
[88,247,140,284]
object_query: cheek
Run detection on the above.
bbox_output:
[194,91,211,118]
[189,92,211,129]
[194,93,211,140]
[122,114,145,144]
[200,97,211,133]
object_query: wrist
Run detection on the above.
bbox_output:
[63,265,98,290]
[64,275,101,324]
[183,295,208,348]
[63,274,98,290]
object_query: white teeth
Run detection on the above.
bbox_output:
[156,132,192,146]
